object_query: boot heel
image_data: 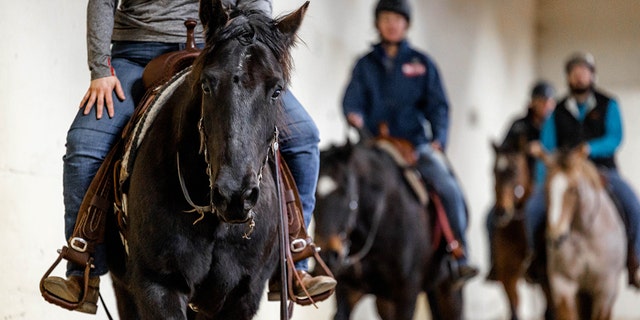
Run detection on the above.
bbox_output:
[76,301,98,314]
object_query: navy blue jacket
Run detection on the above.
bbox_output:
[342,40,450,149]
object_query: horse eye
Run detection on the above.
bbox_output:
[201,80,211,95]
[271,87,282,99]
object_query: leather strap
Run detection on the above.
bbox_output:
[431,192,465,259]
[275,150,335,307]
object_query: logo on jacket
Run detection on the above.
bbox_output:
[402,58,426,77]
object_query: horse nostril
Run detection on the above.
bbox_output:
[212,186,228,211]
[242,186,260,210]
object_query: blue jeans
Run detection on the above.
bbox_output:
[64,41,319,276]
[279,92,320,271]
[524,184,545,251]
[525,168,640,260]
[416,145,470,264]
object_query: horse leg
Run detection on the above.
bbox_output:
[209,279,265,320]
[111,277,139,320]
[499,275,520,320]
[549,274,579,320]
[426,285,463,320]
[375,290,419,320]
[589,277,619,320]
[129,273,189,319]
[375,298,396,320]
[333,285,363,320]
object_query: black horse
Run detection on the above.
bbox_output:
[313,140,464,320]
[105,1,308,319]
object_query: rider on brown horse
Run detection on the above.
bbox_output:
[486,80,556,281]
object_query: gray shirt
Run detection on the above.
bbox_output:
[87,0,272,80]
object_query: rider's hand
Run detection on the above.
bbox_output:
[79,76,126,119]
[347,113,364,129]
[431,140,442,152]
[527,141,544,158]
[578,143,591,157]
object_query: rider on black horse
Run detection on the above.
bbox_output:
[343,0,479,286]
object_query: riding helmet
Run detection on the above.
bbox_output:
[530,80,555,99]
[565,52,596,74]
[375,0,411,23]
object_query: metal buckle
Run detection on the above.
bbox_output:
[70,237,88,252]
[446,240,459,253]
[290,238,307,253]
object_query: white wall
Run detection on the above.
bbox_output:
[1,0,638,319]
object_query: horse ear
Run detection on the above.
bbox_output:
[200,0,229,42]
[491,140,500,153]
[576,143,590,159]
[275,1,309,45]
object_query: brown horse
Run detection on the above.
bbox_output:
[490,141,532,320]
[490,139,556,320]
[544,147,626,320]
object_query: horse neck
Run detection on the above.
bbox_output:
[574,173,617,233]
[173,81,203,154]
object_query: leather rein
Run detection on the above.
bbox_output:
[338,166,385,270]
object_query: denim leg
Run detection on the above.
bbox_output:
[63,42,186,277]
[417,149,469,263]
[278,90,320,272]
[63,52,152,277]
[524,184,546,251]
[604,169,640,259]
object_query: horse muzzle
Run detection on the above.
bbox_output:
[211,182,260,224]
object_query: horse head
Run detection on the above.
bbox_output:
[191,0,308,223]
[544,144,602,246]
[315,141,365,270]
[491,139,531,226]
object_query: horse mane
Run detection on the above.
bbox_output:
[191,9,295,88]
[551,148,603,191]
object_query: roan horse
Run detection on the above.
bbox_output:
[105,1,308,319]
[313,140,464,320]
[543,146,626,320]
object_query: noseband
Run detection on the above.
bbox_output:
[177,121,278,238]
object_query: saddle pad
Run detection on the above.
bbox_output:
[119,68,191,186]
[374,139,429,206]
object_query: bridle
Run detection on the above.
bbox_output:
[335,163,385,270]
[176,97,279,238]
[494,153,530,226]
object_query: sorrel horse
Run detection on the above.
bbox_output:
[313,140,463,320]
[104,1,308,319]
[489,140,532,320]
[544,146,626,320]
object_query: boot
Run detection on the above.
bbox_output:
[42,275,100,314]
[451,262,479,290]
[525,254,544,284]
[268,270,336,301]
